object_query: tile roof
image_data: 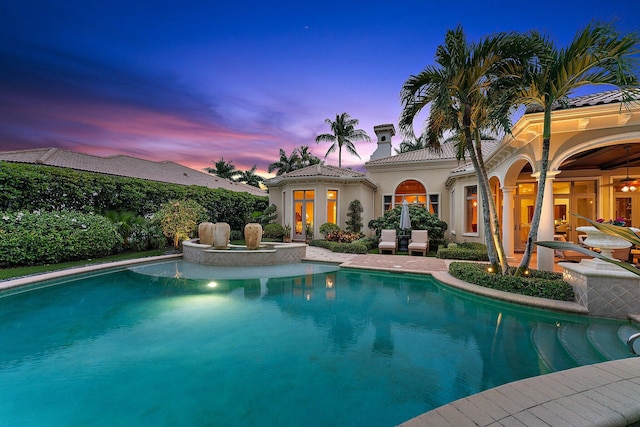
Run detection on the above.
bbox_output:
[365,140,499,167]
[525,89,640,113]
[0,148,266,196]
[264,164,375,187]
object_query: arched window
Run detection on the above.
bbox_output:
[394,180,427,207]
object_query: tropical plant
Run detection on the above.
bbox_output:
[368,204,448,240]
[295,145,322,168]
[395,135,427,154]
[268,148,301,176]
[536,214,640,276]
[399,26,533,273]
[153,199,208,249]
[262,223,285,239]
[204,157,240,181]
[319,222,341,237]
[315,112,371,167]
[253,203,278,225]
[237,165,264,188]
[345,199,364,233]
[504,23,640,274]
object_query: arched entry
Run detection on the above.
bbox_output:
[394,180,426,206]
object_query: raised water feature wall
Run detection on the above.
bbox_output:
[182,239,306,266]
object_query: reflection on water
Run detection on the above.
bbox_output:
[0,262,635,427]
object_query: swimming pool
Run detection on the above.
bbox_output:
[0,260,635,426]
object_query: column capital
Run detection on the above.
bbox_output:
[531,170,561,180]
[500,185,517,193]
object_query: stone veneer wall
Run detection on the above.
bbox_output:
[562,261,640,319]
[183,240,306,266]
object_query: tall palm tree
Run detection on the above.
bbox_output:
[237,165,264,188]
[504,23,640,273]
[315,113,371,168]
[204,157,240,181]
[268,148,301,176]
[399,27,534,273]
[395,136,427,154]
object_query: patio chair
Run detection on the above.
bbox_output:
[378,229,397,255]
[408,230,429,256]
[553,235,592,262]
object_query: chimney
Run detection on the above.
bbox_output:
[370,124,396,161]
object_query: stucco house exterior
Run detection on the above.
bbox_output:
[265,90,640,272]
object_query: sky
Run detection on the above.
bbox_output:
[1,1,639,178]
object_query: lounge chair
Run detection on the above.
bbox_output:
[408,230,429,256]
[378,229,397,255]
[553,234,592,262]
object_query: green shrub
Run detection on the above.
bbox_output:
[448,262,574,301]
[263,223,285,239]
[368,204,447,239]
[345,200,364,233]
[128,222,166,251]
[437,242,489,260]
[0,162,268,231]
[153,199,208,249]
[319,222,341,236]
[310,239,369,254]
[0,210,122,267]
[230,229,243,241]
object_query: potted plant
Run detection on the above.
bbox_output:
[283,224,292,243]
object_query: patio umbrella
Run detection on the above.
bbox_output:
[400,199,411,231]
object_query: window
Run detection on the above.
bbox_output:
[465,186,478,233]
[428,194,439,217]
[383,195,392,211]
[293,190,314,237]
[327,190,338,224]
[394,180,427,207]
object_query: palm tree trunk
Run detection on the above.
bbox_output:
[473,129,509,273]
[517,107,552,274]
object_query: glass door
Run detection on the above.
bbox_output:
[515,195,535,252]
[293,190,314,240]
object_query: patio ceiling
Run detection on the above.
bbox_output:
[560,144,640,171]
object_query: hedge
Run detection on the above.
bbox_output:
[448,262,575,301]
[0,162,268,231]
[309,239,369,254]
[0,210,122,267]
[436,242,489,261]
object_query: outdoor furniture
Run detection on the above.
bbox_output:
[553,234,592,262]
[378,229,397,255]
[408,230,429,256]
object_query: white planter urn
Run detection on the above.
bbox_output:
[244,223,263,250]
[213,222,230,249]
[198,222,215,246]
[576,225,636,260]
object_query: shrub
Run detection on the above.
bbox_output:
[319,222,341,236]
[230,229,243,241]
[448,262,574,301]
[263,223,285,239]
[153,199,208,249]
[437,242,489,261]
[368,204,447,239]
[345,200,364,233]
[325,230,363,243]
[0,210,122,267]
[128,222,166,251]
[309,239,368,254]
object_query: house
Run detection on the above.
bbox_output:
[265,90,640,271]
[0,147,266,197]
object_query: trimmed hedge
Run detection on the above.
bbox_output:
[437,242,489,261]
[263,223,285,239]
[0,162,268,231]
[0,210,122,267]
[448,262,575,301]
[310,239,369,254]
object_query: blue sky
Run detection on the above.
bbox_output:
[1,0,638,176]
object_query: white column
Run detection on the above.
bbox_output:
[501,186,516,262]
[534,171,561,271]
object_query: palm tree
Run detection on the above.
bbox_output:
[204,157,240,181]
[268,148,301,176]
[315,113,371,168]
[295,145,322,168]
[395,136,427,154]
[505,23,640,274]
[399,27,534,273]
[237,165,264,188]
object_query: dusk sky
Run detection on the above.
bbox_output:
[1,1,638,177]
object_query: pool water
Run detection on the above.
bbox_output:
[0,260,635,426]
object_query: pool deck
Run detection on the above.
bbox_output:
[2,248,640,426]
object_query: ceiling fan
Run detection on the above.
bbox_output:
[603,145,638,192]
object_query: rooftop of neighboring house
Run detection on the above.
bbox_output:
[0,147,266,197]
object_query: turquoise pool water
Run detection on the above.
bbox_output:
[0,260,635,426]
